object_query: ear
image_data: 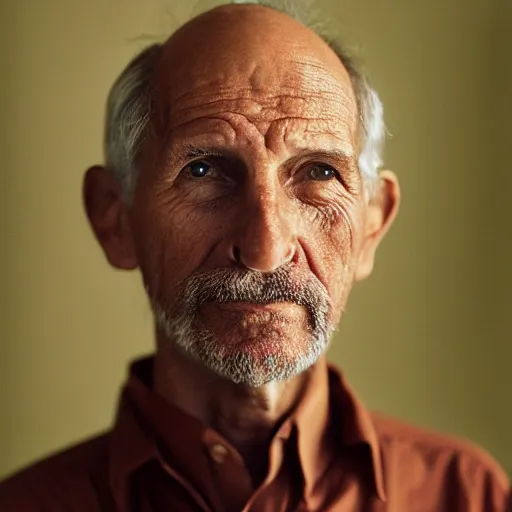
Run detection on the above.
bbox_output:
[83,166,138,270]
[354,170,400,281]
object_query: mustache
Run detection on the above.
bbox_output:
[178,265,331,329]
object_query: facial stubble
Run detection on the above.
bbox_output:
[150,265,336,387]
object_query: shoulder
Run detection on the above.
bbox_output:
[0,432,111,511]
[371,412,510,508]
[371,411,507,482]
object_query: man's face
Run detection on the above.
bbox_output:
[93,6,389,386]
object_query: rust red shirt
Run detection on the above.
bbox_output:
[0,357,509,511]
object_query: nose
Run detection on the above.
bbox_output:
[230,188,297,272]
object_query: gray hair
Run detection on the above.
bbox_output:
[104,1,385,200]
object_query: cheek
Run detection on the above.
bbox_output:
[322,231,355,320]
[300,198,364,318]
[132,197,221,301]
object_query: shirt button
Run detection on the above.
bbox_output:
[209,443,228,463]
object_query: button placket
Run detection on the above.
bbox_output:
[204,435,254,512]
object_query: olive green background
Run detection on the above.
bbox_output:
[1,0,510,479]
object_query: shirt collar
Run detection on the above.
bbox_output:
[109,356,387,507]
[327,365,387,502]
[109,357,226,512]
[285,357,386,503]
[288,356,333,499]
[108,384,159,511]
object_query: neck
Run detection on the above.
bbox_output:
[153,329,320,484]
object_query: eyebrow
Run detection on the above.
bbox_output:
[184,145,226,159]
[163,144,234,167]
[179,144,354,163]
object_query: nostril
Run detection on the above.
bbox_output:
[232,246,242,265]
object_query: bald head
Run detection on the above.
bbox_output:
[156,4,352,96]
[104,1,385,198]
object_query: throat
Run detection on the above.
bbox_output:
[209,382,306,486]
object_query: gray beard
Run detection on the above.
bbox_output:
[149,265,335,387]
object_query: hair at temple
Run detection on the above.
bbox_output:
[104,0,386,201]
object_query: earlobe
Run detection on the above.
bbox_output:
[83,166,139,270]
[354,170,400,281]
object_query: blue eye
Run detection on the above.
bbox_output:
[188,161,211,178]
[308,165,338,181]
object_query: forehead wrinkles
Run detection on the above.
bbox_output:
[158,54,357,126]
[164,94,357,152]
[168,89,353,131]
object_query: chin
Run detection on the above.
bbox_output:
[179,323,330,387]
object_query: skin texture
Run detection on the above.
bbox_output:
[84,4,400,484]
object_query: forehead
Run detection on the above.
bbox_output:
[149,5,357,151]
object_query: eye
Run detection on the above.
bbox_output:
[307,164,339,181]
[187,160,212,178]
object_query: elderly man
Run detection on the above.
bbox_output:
[1,2,510,511]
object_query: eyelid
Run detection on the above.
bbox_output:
[288,161,354,193]
[181,156,236,184]
[168,146,225,175]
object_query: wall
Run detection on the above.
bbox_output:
[1,0,510,478]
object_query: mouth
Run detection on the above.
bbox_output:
[198,301,307,325]
[212,301,297,312]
